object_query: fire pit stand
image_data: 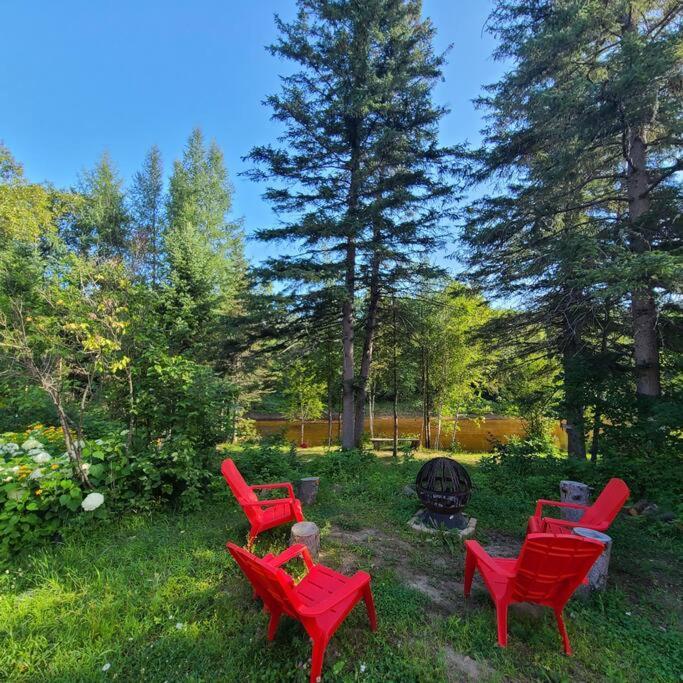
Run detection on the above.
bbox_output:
[407,457,477,538]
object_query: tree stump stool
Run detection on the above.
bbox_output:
[573,527,612,594]
[559,480,590,522]
[289,521,320,561]
[296,477,320,506]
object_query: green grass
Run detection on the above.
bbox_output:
[1,450,681,682]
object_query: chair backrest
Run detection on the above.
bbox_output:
[221,459,261,523]
[580,478,629,529]
[227,543,299,616]
[512,533,604,606]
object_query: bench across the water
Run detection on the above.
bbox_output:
[370,437,420,451]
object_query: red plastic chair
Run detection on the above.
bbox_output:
[227,542,377,683]
[221,458,304,542]
[527,478,629,535]
[464,533,604,654]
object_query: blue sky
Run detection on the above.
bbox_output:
[1,0,505,265]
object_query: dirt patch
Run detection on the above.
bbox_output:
[324,525,465,613]
[443,644,494,681]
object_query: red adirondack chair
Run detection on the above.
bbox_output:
[227,542,377,683]
[221,458,304,542]
[527,478,629,535]
[464,533,604,654]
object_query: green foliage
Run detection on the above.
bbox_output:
[230,437,301,483]
[134,351,230,448]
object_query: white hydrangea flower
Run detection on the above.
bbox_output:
[81,492,104,511]
[1,442,20,455]
[31,452,52,464]
[28,468,43,480]
[21,438,43,451]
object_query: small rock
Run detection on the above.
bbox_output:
[403,485,416,497]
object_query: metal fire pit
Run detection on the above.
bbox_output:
[414,457,473,531]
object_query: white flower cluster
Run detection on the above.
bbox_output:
[0,442,20,456]
[21,438,43,451]
[81,492,104,511]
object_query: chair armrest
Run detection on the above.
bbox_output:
[297,572,371,616]
[252,482,295,498]
[465,540,514,577]
[534,499,589,517]
[264,543,314,571]
[242,497,298,508]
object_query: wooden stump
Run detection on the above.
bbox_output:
[559,480,590,522]
[289,521,320,561]
[573,527,612,594]
[296,477,320,506]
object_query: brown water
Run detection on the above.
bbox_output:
[254,416,567,452]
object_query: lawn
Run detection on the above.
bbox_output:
[1,448,681,682]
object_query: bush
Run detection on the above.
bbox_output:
[310,448,376,483]
[0,426,218,559]
[230,436,301,483]
[0,431,84,557]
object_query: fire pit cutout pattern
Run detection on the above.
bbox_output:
[409,457,477,537]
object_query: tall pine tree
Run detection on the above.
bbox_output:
[248,0,456,448]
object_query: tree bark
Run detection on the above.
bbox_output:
[392,296,399,458]
[627,128,660,398]
[327,373,333,448]
[353,220,382,447]
[563,328,587,461]
[341,237,356,450]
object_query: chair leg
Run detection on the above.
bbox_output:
[496,601,508,647]
[555,608,572,655]
[267,609,281,641]
[310,638,327,683]
[294,501,305,522]
[363,584,378,631]
[464,549,476,597]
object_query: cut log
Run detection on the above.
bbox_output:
[573,527,612,594]
[296,477,320,506]
[289,521,320,561]
[559,480,590,522]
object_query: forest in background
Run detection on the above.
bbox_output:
[0,0,680,557]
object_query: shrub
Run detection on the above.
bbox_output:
[230,436,301,483]
[310,448,376,483]
[0,427,218,559]
[0,431,84,557]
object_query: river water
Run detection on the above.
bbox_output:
[253,415,567,452]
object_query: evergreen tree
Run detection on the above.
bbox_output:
[468,0,682,401]
[65,151,130,259]
[248,0,456,448]
[463,0,682,455]
[130,145,164,286]
[164,129,245,355]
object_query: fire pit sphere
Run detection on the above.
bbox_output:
[415,456,472,514]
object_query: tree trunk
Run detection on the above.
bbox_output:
[327,374,333,448]
[341,245,356,449]
[392,295,399,458]
[353,223,382,447]
[369,382,375,438]
[563,337,587,461]
[421,347,431,449]
[300,416,305,445]
[622,10,659,399]
[625,90,659,397]
[435,402,442,451]
[451,405,461,450]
